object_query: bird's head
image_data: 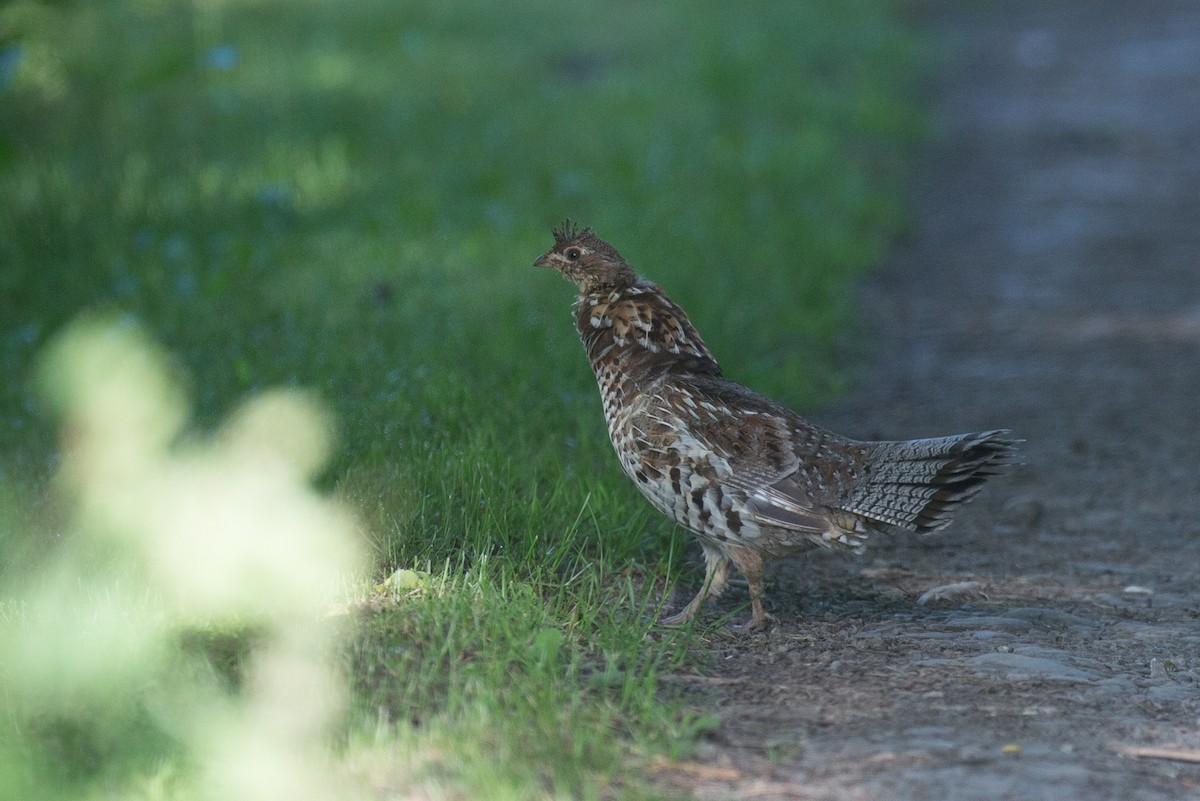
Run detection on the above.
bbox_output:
[534,221,637,294]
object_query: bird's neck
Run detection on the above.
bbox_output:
[573,282,721,392]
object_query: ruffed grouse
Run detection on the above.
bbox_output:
[535,223,1016,629]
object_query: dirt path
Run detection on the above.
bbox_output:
[666,3,1200,799]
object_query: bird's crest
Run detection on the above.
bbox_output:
[553,219,589,245]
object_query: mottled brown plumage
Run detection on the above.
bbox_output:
[535,223,1017,629]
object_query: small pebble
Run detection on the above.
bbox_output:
[917,581,985,607]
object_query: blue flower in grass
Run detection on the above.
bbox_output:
[0,46,22,89]
[203,45,239,71]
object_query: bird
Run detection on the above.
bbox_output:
[534,222,1018,629]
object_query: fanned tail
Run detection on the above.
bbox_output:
[841,429,1019,533]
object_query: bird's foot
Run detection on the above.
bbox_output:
[734,614,774,631]
[737,599,774,631]
[659,606,697,627]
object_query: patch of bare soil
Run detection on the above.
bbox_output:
[664,2,1200,798]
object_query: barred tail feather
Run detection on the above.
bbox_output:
[841,429,1019,533]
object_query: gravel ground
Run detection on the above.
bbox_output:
[660,2,1200,798]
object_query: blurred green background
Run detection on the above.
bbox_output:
[0,0,923,797]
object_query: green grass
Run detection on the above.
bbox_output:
[0,0,922,798]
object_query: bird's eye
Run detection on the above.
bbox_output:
[565,248,581,261]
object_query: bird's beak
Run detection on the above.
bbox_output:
[533,252,553,268]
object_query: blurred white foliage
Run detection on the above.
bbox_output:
[6,317,367,800]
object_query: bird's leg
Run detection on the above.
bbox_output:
[726,544,773,630]
[660,545,729,626]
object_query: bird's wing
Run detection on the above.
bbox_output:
[637,374,863,534]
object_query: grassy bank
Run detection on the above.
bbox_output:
[0,0,921,797]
